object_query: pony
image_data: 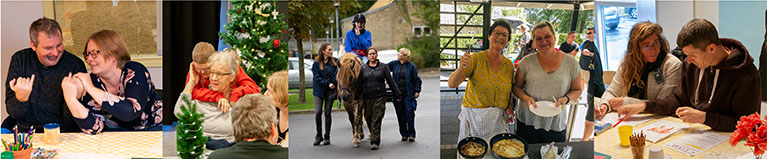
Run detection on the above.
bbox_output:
[336,53,365,146]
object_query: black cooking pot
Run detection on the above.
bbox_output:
[457,136,488,159]
[489,133,529,159]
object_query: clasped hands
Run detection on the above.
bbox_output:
[61,72,94,101]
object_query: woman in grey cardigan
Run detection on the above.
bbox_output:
[176,51,251,150]
[595,22,682,119]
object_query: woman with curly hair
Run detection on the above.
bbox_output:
[594,21,682,119]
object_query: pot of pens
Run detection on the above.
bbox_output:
[629,131,646,159]
[3,126,35,159]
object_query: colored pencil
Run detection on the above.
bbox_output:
[13,126,17,144]
[613,118,625,127]
[1,139,8,150]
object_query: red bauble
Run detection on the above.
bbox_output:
[241,29,245,33]
[273,39,280,48]
[282,30,286,34]
[238,8,242,13]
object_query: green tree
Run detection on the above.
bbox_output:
[219,0,289,91]
[288,0,360,103]
[395,0,440,68]
[395,0,439,34]
[501,7,525,19]
[456,5,483,26]
[176,96,207,159]
[524,8,594,34]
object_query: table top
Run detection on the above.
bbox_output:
[452,141,593,159]
[2,131,162,159]
[594,114,752,159]
[527,141,593,159]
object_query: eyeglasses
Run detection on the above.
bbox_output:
[83,50,101,59]
[642,40,660,52]
[210,71,232,79]
[492,31,509,38]
[587,32,594,35]
[194,67,210,74]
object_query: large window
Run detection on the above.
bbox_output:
[44,1,162,67]
[597,5,638,71]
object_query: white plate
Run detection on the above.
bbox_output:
[530,101,562,117]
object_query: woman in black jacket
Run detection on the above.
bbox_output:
[311,43,338,146]
[386,48,422,142]
[355,47,400,150]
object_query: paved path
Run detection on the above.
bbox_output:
[289,77,440,159]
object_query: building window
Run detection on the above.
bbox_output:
[413,26,432,37]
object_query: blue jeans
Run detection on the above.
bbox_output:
[206,137,234,150]
[393,95,416,138]
[357,54,368,64]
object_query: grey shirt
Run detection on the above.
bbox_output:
[174,94,235,142]
[515,53,580,131]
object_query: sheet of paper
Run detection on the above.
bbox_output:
[633,120,689,142]
[598,113,652,127]
[663,131,728,156]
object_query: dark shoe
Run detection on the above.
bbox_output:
[371,144,379,150]
[401,137,407,141]
[323,139,330,145]
[408,137,415,142]
[313,136,323,146]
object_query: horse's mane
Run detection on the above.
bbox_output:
[336,53,362,90]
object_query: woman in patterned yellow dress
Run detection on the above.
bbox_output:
[448,20,515,144]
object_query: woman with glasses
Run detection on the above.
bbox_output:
[311,42,338,146]
[594,22,682,120]
[174,50,252,149]
[512,22,583,143]
[60,30,163,135]
[447,20,515,145]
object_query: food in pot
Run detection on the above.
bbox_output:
[460,141,485,157]
[493,138,525,158]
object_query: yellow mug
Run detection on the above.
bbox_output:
[44,123,60,145]
[618,125,633,146]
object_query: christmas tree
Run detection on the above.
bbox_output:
[220,0,288,90]
[176,96,207,159]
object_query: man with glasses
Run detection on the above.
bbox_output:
[578,27,604,140]
[4,17,87,133]
[616,19,760,132]
[185,42,260,115]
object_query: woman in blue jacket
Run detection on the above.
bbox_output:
[387,48,422,142]
[311,43,338,146]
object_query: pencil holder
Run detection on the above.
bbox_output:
[11,145,32,159]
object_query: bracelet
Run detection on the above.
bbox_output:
[564,95,571,104]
